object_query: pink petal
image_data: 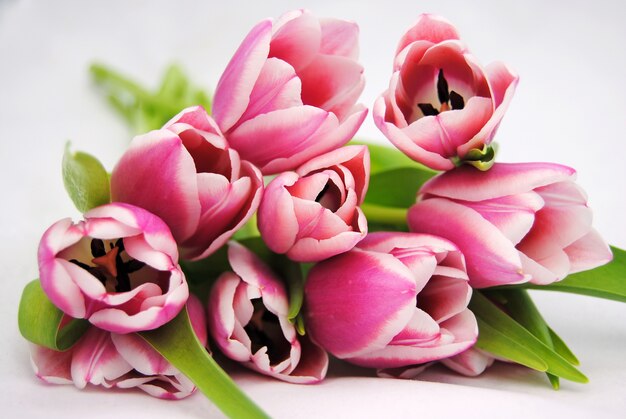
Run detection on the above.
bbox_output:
[305,249,417,359]
[319,17,359,59]
[226,106,331,172]
[441,347,494,376]
[70,328,131,388]
[395,14,461,58]
[110,130,201,242]
[235,57,303,126]
[269,10,320,72]
[420,163,576,202]
[564,229,613,273]
[408,198,526,288]
[298,54,365,121]
[213,20,273,132]
[258,172,300,254]
[111,333,176,376]
[30,344,73,384]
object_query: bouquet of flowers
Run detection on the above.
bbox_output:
[18,10,625,418]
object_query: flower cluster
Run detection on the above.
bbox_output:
[19,8,619,417]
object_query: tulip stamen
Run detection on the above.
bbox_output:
[417,69,466,117]
[70,238,145,293]
[244,299,291,365]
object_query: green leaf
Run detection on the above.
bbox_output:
[62,143,111,213]
[470,291,588,384]
[350,141,437,175]
[361,203,409,229]
[524,246,626,302]
[548,327,580,366]
[365,167,436,208]
[18,280,88,351]
[474,318,548,372]
[488,289,576,389]
[139,308,269,419]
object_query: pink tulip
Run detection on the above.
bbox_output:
[207,242,328,383]
[212,9,368,174]
[258,145,369,262]
[373,14,518,170]
[111,106,264,260]
[408,163,613,288]
[38,203,188,333]
[29,296,207,399]
[440,347,495,376]
[304,232,477,372]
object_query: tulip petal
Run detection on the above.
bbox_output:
[395,14,461,57]
[564,229,613,273]
[213,20,273,132]
[408,198,526,288]
[305,249,417,359]
[269,11,321,72]
[420,163,576,202]
[30,344,73,384]
[236,57,303,126]
[441,347,494,376]
[110,130,201,242]
[258,172,300,254]
[319,18,359,59]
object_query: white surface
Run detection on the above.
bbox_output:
[1,0,625,418]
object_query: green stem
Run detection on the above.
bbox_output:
[361,202,408,226]
[140,309,269,419]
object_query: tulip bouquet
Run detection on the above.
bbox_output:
[17,10,626,418]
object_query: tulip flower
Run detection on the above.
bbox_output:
[212,9,368,174]
[304,232,477,372]
[29,296,207,399]
[258,145,369,262]
[207,242,328,383]
[111,106,264,260]
[408,163,613,288]
[38,203,188,333]
[373,14,518,170]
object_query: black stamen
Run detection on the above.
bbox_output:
[418,103,439,116]
[315,183,330,203]
[115,270,131,292]
[437,69,449,104]
[449,90,465,110]
[124,259,146,274]
[90,239,106,258]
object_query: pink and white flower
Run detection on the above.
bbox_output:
[408,163,613,288]
[207,242,328,383]
[304,232,477,373]
[212,9,367,174]
[111,106,264,260]
[373,14,518,170]
[38,203,188,333]
[258,145,369,262]
[30,296,207,399]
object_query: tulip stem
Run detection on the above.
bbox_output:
[140,308,270,419]
[360,203,408,227]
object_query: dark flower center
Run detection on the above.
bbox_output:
[417,69,465,116]
[244,299,291,365]
[70,238,145,292]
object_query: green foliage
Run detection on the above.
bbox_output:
[62,143,111,213]
[139,308,269,418]
[18,280,88,351]
[90,63,211,133]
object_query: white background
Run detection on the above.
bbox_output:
[1,0,625,417]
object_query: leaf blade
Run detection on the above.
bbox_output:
[62,143,111,213]
[18,279,88,351]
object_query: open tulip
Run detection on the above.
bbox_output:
[304,232,477,373]
[212,9,368,174]
[38,203,188,333]
[111,106,263,260]
[373,14,518,170]
[29,296,207,399]
[408,163,613,288]
[258,145,369,262]
[207,242,328,383]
